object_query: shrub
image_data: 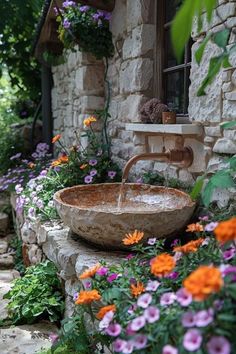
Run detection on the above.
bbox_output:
[4,260,64,324]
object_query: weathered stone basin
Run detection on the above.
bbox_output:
[54,183,195,250]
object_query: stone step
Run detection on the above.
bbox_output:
[0,270,21,321]
[0,240,8,254]
[0,254,14,269]
[0,323,57,354]
[0,212,9,236]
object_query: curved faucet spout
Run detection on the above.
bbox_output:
[122,152,170,182]
[122,147,193,182]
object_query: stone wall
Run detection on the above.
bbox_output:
[11,194,125,316]
[51,0,236,200]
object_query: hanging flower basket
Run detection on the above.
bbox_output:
[78,0,115,12]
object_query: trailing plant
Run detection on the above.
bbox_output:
[51,216,236,353]
[141,171,191,192]
[171,0,236,96]
[56,2,114,59]
[4,260,64,325]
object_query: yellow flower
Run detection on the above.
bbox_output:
[130,282,145,297]
[123,230,144,246]
[75,290,101,305]
[84,116,97,127]
[96,304,116,320]
[214,217,236,244]
[183,266,223,301]
[150,253,175,277]
[79,264,101,280]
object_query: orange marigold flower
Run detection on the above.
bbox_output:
[183,265,223,301]
[130,281,145,297]
[28,162,35,169]
[123,230,144,246]
[79,264,101,280]
[75,290,101,305]
[59,155,69,163]
[52,134,61,143]
[174,238,204,254]
[96,304,116,320]
[150,253,175,277]
[80,163,88,170]
[84,116,97,127]
[51,155,69,167]
[51,159,61,167]
[186,223,204,233]
[214,217,236,244]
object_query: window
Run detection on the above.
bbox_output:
[155,0,192,115]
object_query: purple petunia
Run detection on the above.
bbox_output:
[183,329,202,352]
[144,306,160,323]
[223,247,236,261]
[176,288,192,307]
[182,312,195,328]
[106,323,122,337]
[79,5,90,12]
[99,310,114,330]
[148,238,157,245]
[162,344,178,354]
[207,336,231,354]
[89,169,97,177]
[132,334,148,350]
[107,273,119,283]
[84,175,93,184]
[146,280,160,292]
[195,308,214,327]
[122,341,134,354]
[96,267,108,276]
[130,315,146,331]
[137,293,152,309]
[10,153,21,160]
[160,292,176,306]
[205,222,218,232]
[62,1,76,8]
[89,159,98,166]
[63,18,71,29]
[113,338,127,352]
[108,170,117,179]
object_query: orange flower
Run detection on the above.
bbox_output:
[150,253,175,277]
[75,290,101,305]
[51,155,69,167]
[184,265,223,301]
[80,163,88,170]
[174,238,204,254]
[28,162,35,169]
[84,116,97,127]
[214,217,236,244]
[79,264,101,280]
[186,223,204,233]
[130,281,145,297]
[96,304,116,320]
[52,134,61,143]
[123,230,144,246]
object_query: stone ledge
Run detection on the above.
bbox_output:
[126,123,203,136]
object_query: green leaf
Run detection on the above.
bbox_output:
[195,35,211,64]
[205,0,217,22]
[229,157,236,170]
[202,182,214,207]
[171,0,196,62]
[213,29,230,49]
[190,176,205,200]
[220,121,236,129]
[197,56,223,96]
[210,170,235,188]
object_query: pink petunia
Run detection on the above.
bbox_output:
[137,293,152,309]
[207,336,231,354]
[113,338,127,352]
[106,323,122,337]
[146,280,160,292]
[122,341,134,353]
[162,344,178,354]
[130,315,146,331]
[181,312,195,328]
[183,329,202,352]
[160,292,176,306]
[96,267,108,276]
[205,222,218,232]
[176,288,192,307]
[99,311,114,330]
[195,309,214,327]
[144,306,160,323]
[132,334,148,350]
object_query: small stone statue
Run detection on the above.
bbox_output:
[140,98,169,124]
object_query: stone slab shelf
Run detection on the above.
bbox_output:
[126,123,203,136]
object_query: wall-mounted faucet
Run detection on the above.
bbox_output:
[122,136,194,182]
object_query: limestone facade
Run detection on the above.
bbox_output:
[51,0,236,193]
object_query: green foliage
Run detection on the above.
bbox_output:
[57,3,114,59]
[0,0,43,101]
[171,0,235,95]
[4,261,64,324]
[142,171,191,192]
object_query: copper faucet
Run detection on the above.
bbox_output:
[122,139,193,182]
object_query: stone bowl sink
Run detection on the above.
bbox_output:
[54,183,195,250]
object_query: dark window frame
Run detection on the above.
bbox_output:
[155,0,192,116]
